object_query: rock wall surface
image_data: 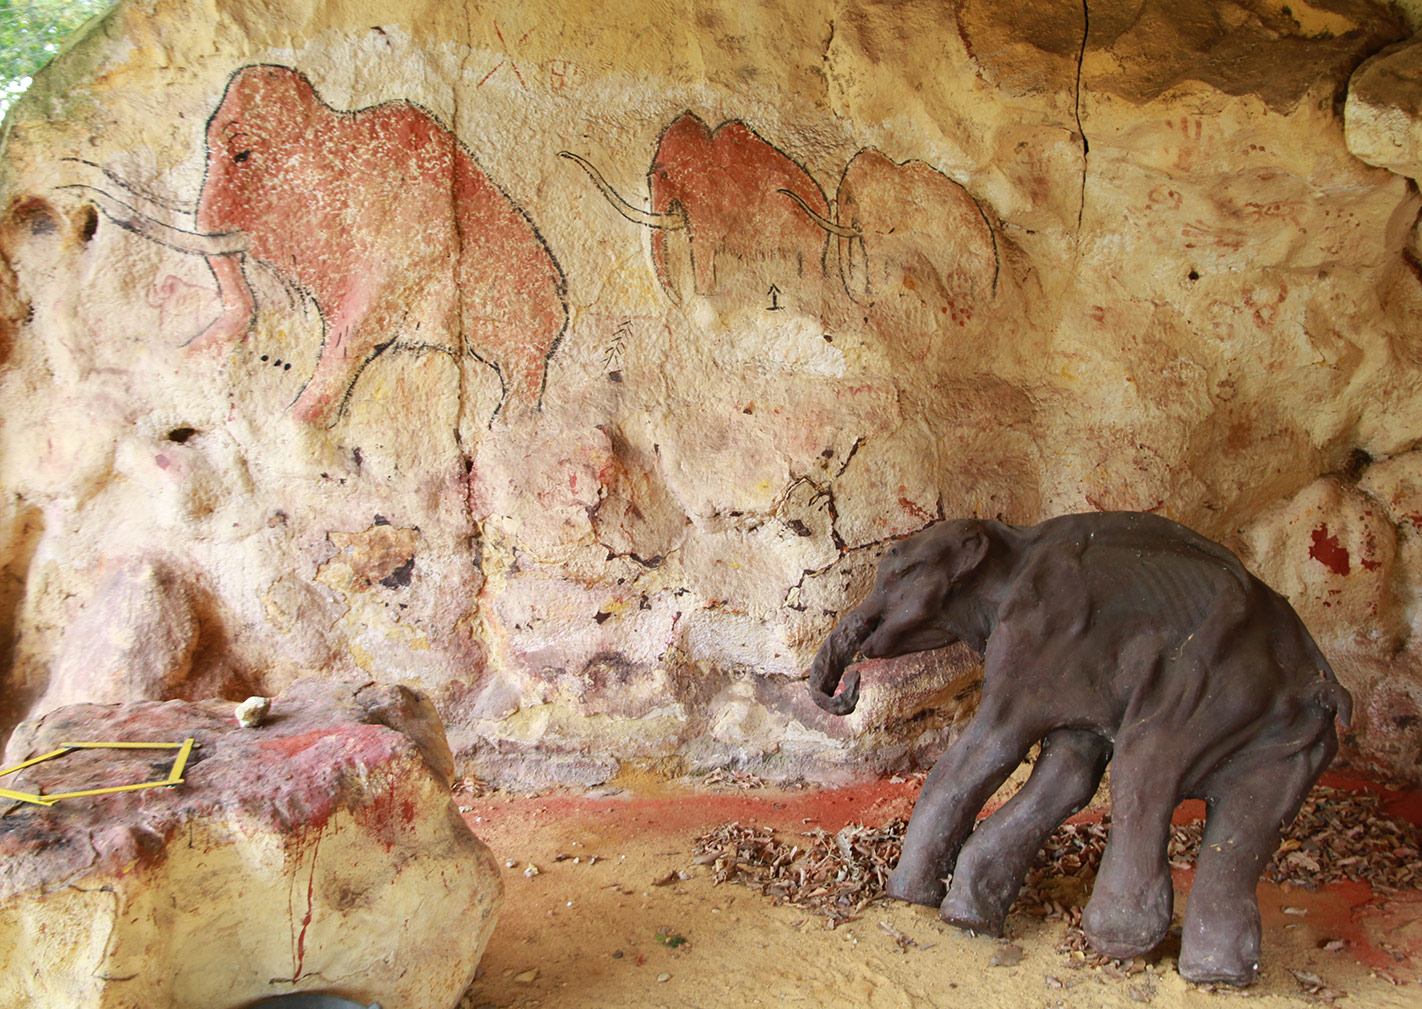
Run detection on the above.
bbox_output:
[1,0,1420,784]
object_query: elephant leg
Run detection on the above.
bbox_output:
[1178,733,1335,985]
[1081,741,1180,959]
[886,704,1038,908]
[940,727,1111,935]
[290,317,386,426]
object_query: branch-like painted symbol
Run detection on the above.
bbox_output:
[477,21,535,91]
[604,318,631,378]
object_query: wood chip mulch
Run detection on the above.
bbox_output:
[690,782,1421,949]
[691,819,905,928]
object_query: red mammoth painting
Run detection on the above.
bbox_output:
[80,64,567,425]
[561,111,832,303]
[783,149,999,310]
[563,113,1001,352]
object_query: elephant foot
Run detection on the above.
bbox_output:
[1178,898,1262,987]
[1082,876,1172,960]
[1178,950,1259,988]
[885,869,947,908]
[938,872,1012,936]
[939,899,1006,937]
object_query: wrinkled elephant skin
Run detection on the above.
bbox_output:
[86,64,568,425]
[808,512,1351,986]
[564,111,831,304]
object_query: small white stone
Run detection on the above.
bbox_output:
[234,696,271,728]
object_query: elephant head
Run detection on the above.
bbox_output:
[64,66,317,353]
[808,520,994,715]
[192,65,325,265]
[561,111,831,303]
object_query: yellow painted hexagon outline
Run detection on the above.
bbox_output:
[0,738,197,807]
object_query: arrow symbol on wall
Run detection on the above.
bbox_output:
[767,285,783,311]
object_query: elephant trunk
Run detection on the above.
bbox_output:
[808,604,881,715]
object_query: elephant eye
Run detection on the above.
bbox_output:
[233,150,251,163]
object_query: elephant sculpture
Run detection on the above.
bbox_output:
[560,111,831,304]
[808,512,1351,986]
[73,64,568,425]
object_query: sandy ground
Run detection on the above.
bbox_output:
[457,775,1421,1009]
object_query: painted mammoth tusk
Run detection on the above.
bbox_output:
[58,185,249,256]
[60,157,195,214]
[778,188,861,238]
[558,151,687,230]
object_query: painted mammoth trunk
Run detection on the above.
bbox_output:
[63,184,256,350]
[808,604,881,715]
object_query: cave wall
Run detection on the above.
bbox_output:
[2,0,1420,785]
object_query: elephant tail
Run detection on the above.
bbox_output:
[1303,636,1352,729]
[1312,678,1353,730]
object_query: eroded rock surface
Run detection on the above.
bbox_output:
[0,679,499,1009]
[1347,38,1422,180]
[0,0,1420,784]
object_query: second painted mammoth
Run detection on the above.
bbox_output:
[563,113,1000,332]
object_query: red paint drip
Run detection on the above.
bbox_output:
[293,831,320,981]
[1309,524,1350,576]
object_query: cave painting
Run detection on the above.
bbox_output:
[563,114,1001,350]
[76,64,568,425]
[561,111,833,304]
[782,148,999,321]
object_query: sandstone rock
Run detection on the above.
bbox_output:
[37,556,198,714]
[0,679,500,1009]
[1239,476,1404,652]
[0,0,1420,785]
[235,694,271,726]
[1346,40,1422,181]
[1239,467,1422,779]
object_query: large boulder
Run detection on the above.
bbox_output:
[1346,38,1422,182]
[0,679,500,1009]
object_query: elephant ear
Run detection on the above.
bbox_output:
[945,523,991,584]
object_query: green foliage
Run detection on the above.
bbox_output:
[1,0,115,115]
